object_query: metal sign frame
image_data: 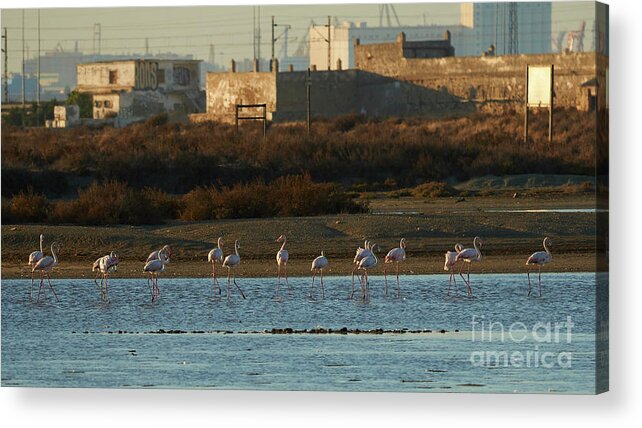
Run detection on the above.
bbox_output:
[524,64,555,144]
[235,103,267,137]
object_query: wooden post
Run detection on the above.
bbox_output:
[262,104,267,138]
[306,67,311,134]
[235,104,239,134]
[548,64,554,144]
[524,64,529,144]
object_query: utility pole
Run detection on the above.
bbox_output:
[37,9,41,126]
[252,7,256,60]
[326,16,331,70]
[21,9,25,125]
[306,67,311,134]
[2,27,8,103]
[257,6,261,61]
[271,16,275,61]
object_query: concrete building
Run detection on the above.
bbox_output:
[460,2,552,55]
[309,21,472,70]
[76,59,203,126]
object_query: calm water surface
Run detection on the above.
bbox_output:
[1,273,600,393]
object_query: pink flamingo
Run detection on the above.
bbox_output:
[32,242,61,303]
[28,234,45,299]
[455,236,483,297]
[384,238,406,297]
[222,240,246,300]
[526,237,553,297]
[350,239,371,298]
[356,244,378,301]
[310,251,329,299]
[146,245,172,264]
[143,247,169,302]
[275,234,290,290]
[207,237,224,298]
[93,252,119,302]
[444,243,464,295]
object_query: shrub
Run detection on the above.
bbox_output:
[4,190,49,223]
[411,181,459,198]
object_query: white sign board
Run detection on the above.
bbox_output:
[527,65,552,107]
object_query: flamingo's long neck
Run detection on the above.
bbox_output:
[473,238,481,259]
[51,243,58,264]
[39,236,44,253]
[400,238,406,249]
[543,238,551,255]
[217,237,223,249]
[280,237,287,251]
[235,241,239,256]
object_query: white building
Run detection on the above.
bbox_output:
[460,2,552,55]
[76,59,203,126]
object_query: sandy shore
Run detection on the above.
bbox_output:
[1,194,599,279]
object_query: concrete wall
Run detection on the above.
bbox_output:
[354,41,608,111]
[206,71,277,122]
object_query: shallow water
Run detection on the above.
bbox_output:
[2,273,600,393]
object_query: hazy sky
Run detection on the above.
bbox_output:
[1,1,597,73]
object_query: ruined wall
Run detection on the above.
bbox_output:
[77,61,136,93]
[206,72,276,122]
[354,42,608,111]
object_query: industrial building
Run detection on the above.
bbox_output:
[76,59,203,126]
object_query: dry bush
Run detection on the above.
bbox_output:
[411,181,459,198]
[3,190,49,223]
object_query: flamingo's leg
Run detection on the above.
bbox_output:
[232,273,245,299]
[36,272,44,303]
[383,267,389,296]
[46,272,59,302]
[447,269,452,295]
[284,263,290,289]
[30,270,35,300]
[458,261,468,287]
[527,266,532,296]
[226,267,231,300]
[466,263,472,297]
[396,263,400,298]
[277,263,281,286]
[310,271,317,298]
[320,269,325,298]
[350,268,357,299]
[104,274,110,303]
[538,266,542,297]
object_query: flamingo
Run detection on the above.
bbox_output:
[384,238,406,297]
[146,245,172,264]
[444,243,464,295]
[310,250,329,299]
[93,252,119,302]
[356,243,378,301]
[143,247,169,302]
[27,234,45,299]
[455,236,483,297]
[350,239,372,298]
[222,240,246,300]
[275,234,290,290]
[207,237,224,298]
[32,242,61,303]
[526,237,553,297]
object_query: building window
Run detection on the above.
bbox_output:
[95,100,103,108]
[157,69,165,84]
[104,100,113,108]
[109,70,118,84]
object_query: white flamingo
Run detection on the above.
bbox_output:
[444,243,464,295]
[275,234,290,290]
[27,234,45,299]
[356,244,378,301]
[143,247,169,302]
[93,252,119,302]
[207,237,224,298]
[310,250,329,298]
[222,240,246,300]
[384,238,406,297]
[351,239,371,298]
[526,237,553,297]
[146,245,172,264]
[455,236,483,297]
[32,242,61,303]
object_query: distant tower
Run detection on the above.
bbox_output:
[93,23,101,55]
[208,44,215,64]
[145,37,149,56]
[508,2,519,54]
